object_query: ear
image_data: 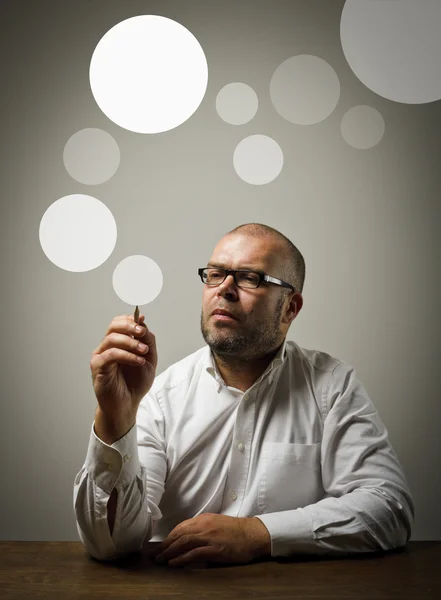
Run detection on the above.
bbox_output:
[284,292,302,324]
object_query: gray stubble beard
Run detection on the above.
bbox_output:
[200,294,285,361]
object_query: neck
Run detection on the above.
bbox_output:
[212,342,283,392]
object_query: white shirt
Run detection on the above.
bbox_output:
[73,339,414,561]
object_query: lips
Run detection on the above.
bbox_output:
[211,309,238,320]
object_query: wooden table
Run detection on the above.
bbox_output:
[0,541,439,599]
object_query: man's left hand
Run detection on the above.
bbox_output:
[149,513,271,568]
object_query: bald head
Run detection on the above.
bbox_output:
[225,223,305,294]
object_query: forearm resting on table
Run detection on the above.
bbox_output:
[94,408,271,555]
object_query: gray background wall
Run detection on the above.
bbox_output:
[0,0,440,541]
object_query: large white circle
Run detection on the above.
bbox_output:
[90,15,209,133]
[270,55,340,125]
[233,135,284,185]
[341,105,385,149]
[113,255,163,306]
[63,128,120,184]
[216,82,258,125]
[39,195,117,272]
[341,0,441,104]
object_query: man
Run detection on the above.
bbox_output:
[74,223,414,567]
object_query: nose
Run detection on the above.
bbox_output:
[217,274,238,298]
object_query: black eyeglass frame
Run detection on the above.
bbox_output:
[198,267,295,292]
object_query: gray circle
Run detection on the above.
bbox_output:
[341,105,385,149]
[341,0,441,104]
[233,135,283,185]
[63,128,120,185]
[270,55,340,125]
[216,82,258,125]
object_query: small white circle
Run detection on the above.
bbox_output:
[63,128,120,184]
[233,134,283,185]
[238,442,245,452]
[113,255,163,306]
[341,105,385,149]
[270,55,340,125]
[230,492,237,501]
[216,82,258,125]
[341,0,441,104]
[90,15,208,133]
[39,194,117,272]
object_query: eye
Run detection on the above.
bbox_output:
[237,271,260,285]
[205,269,224,282]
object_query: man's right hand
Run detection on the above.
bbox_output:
[90,312,158,440]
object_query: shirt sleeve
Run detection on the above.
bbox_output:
[73,391,167,561]
[254,362,415,558]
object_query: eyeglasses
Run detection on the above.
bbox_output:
[198,267,295,291]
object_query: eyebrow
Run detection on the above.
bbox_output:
[206,262,266,275]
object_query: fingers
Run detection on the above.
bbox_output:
[154,536,210,565]
[134,314,158,366]
[90,345,147,374]
[100,331,149,358]
[151,518,196,557]
[91,313,155,371]
[167,548,214,568]
[100,314,155,352]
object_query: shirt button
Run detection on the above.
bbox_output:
[230,492,237,501]
[123,454,131,462]
[238,443,245,452]
[107,463,114,471]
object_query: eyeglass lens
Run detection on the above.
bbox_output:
[202,268,259,288]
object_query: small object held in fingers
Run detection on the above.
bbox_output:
[130,306,141,339]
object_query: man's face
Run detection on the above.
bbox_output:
[200,233,290,360]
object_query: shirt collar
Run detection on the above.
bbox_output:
[203,338,287,392]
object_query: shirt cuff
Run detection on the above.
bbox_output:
[254,508,315,557]
[84,421,141,493]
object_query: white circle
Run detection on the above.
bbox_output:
[341,105,385,149]
[113,255,163,306]
[341,0,441,104]
[233,135,283,185]
[216,82,258,125]
[90,15,208,133]
[39,195,117,272]
[63,128,120,184]
[270,55,340,125]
